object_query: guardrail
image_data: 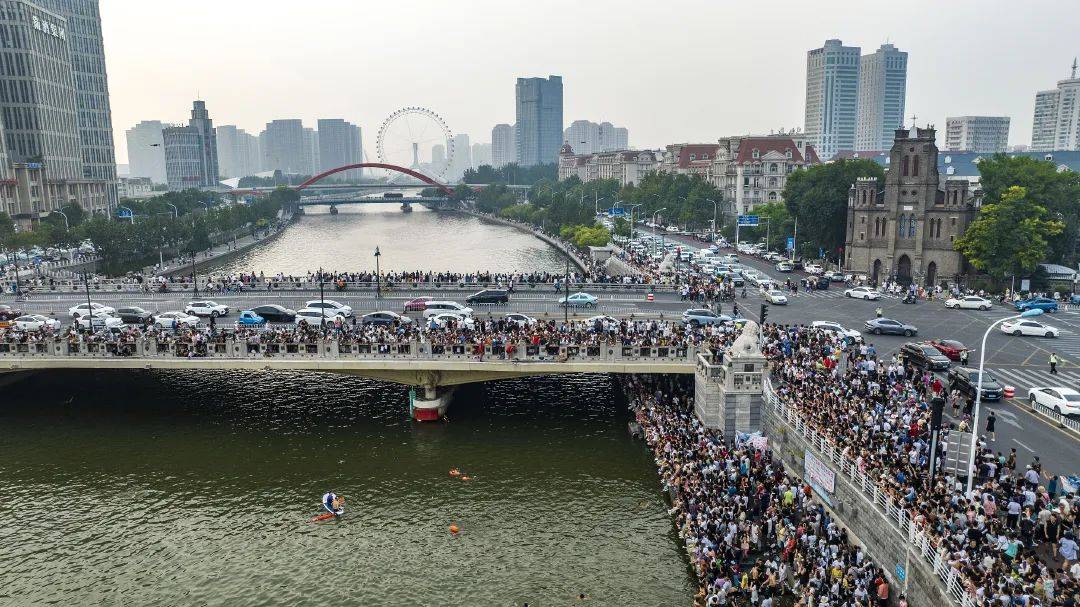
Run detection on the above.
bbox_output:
[762,376,975,607]
[2,280,678,296]
[0,338,696,366]
[1028,398,1080,435]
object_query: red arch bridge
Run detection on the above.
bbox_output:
[227,163,528,198]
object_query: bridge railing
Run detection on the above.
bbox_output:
[762,376,976,607]
[0,338,697,365]
[4,280,679,296]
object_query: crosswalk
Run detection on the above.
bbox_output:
[984,367,1080,398]
[749,288,900,301]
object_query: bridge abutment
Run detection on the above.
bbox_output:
[693,322,764,442]
[411,385,455,421]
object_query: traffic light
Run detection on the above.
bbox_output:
[759,303,769,325]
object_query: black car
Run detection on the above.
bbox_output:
[802,276,830,290]
[947,366,1004,401]
[115,306,153,325]
[0,304,23,321]
[249,304,296,323]
[900,342,951,371]
[465,289,509,305]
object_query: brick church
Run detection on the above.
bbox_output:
[844,126,979,287]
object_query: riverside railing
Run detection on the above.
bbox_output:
[2,279,678,296]
[762,376,976,607]
[0,337,696,366]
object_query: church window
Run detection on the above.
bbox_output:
[898,214,906,237]
[908,216,916,238]
[913,156,920,177]
[901,156,910,176]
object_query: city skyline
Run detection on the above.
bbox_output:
[101,1,1077,165]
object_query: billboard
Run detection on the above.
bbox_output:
[737,215,759,227]
[804,450,836,504]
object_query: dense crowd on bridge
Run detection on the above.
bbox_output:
[762,324,1079,606]
[628,373,901,607]
[0,315,736,358]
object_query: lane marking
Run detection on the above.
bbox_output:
[1013,439,1035,452]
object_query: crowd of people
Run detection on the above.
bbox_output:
[0,315,736,359]
[628,372,902,607]
[761,324,1078,606]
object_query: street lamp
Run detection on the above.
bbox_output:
[965,307,1045,494]
[594,197,607,217]
[374,246,382,299]
[54,209,69,230]
[166,203,178,219]
[628,204,643,242]
[706,199,719,241]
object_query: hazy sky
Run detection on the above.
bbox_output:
[103,0,1079,165]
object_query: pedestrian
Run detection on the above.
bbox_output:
[1049,352,1059,374]
[959,349,969,365]
[875,306,883,318]
[986,410,997,442]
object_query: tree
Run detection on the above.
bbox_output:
[617,171,726,231]
[954,186,1064,281]
[738,201,793,252]
[783,159,884,258]
[612,217,631,238]
[560,224,611,248]
[0,212,14,246]
[975,154,1080,266]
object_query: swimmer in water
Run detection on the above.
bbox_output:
[321,492,345,516]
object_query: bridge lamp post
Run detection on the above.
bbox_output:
[190,251,199,298]
[964,307,1044,495]
[318,267,326,334]
[628,204,643,242]
[82,270,93,332]
[374,246,382,299]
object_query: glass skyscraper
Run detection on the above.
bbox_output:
[804,40,861,161]
[855,44,908,152]
[515,76,563,166]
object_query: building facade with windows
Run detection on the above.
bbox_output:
[944,116,1010,153]
[515,75,563,166]
[0,0,111,225]
[804,39,861,161]
[162,100,218,190]
[845,126,977,287]
[259,119,307,175]
[727,137,820,216]
[491,123,514,168]
[855,44,907,152]
[125,120,167,184]
[1031,66,1080,151]
[557,144,658,186]
[316,119,362,181]
[215,125,260,180]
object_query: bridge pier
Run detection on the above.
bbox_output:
[400,202,412,213]
[411,385,455,421]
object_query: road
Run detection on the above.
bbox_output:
[637,226,1080,477]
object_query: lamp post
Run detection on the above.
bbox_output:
[318,266,327,334]
[166,203,178,219]
[594,197,606,217]
[965,308,1045,495]
[374,246,382,299]
[190,250,199,298]
[54,209,69,230]
[628,204,643,242]
[82,270,93,332]
[706,199,718,241]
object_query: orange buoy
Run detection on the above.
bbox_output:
[449,468,461,476]
[460,475,472,481]
[449,524,460,534]
[1003,386,1015,399]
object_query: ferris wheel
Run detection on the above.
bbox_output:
[376,107,454,181]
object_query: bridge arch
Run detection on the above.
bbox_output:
[297,163,455,195]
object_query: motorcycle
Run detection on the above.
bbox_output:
[902,293,918,304]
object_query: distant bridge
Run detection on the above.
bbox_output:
[297,197,450,206]
[229,162,529,196]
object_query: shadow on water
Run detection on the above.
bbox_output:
[0,369,695,606]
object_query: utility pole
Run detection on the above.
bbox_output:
[374,246,382,299]
[319,267,326,334]
[791,217,798,261]
[82,270,93,332]
[564,254,570,326]
[191,251,198,298]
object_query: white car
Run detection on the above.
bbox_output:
[810,320,863,343]
[76,312,124,330]
[428,312,475,329]
[294,309,343,326]
[68,302,115,318]
[184,300,230,317]
[944,296,993,311]
[774,261,794,273]
[303,299,353,318]
[422,301,474,318]
[764,290,788,305]
[13,314,61,331]
[844,286,881,300]
[1028,387,1080,416]
[504,313,536,327]
[1000,319,1058,337]
[153,311,200,329]
[804,263,824,275]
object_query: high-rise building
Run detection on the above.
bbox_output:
[944,116,1010,153]
[163,100,218,190]
[804,39,861,160]
[447,134,471,181]
[259,119,307,174]
[215,125,261,179]
[38,0,117,205]
[563,120,631,154]
[515,75,563,166]
[0,0,110,223]
[125,121,167,184]
[855,44,908,152]
[491,124,515,168]
[302,128,319,175]
[471,142,492,168]
[1031,61,1080,151]
[431,144,446,171]
[317,119,363,181]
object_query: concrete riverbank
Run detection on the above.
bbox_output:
[449,208,589,274]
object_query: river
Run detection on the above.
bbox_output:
[0,211,695,606]
[210,205,569,275]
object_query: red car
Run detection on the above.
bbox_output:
[403,296,433,313]
[927,339,967,361]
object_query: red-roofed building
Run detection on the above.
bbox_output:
[719,135,820,215]
[558,144,659,186]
